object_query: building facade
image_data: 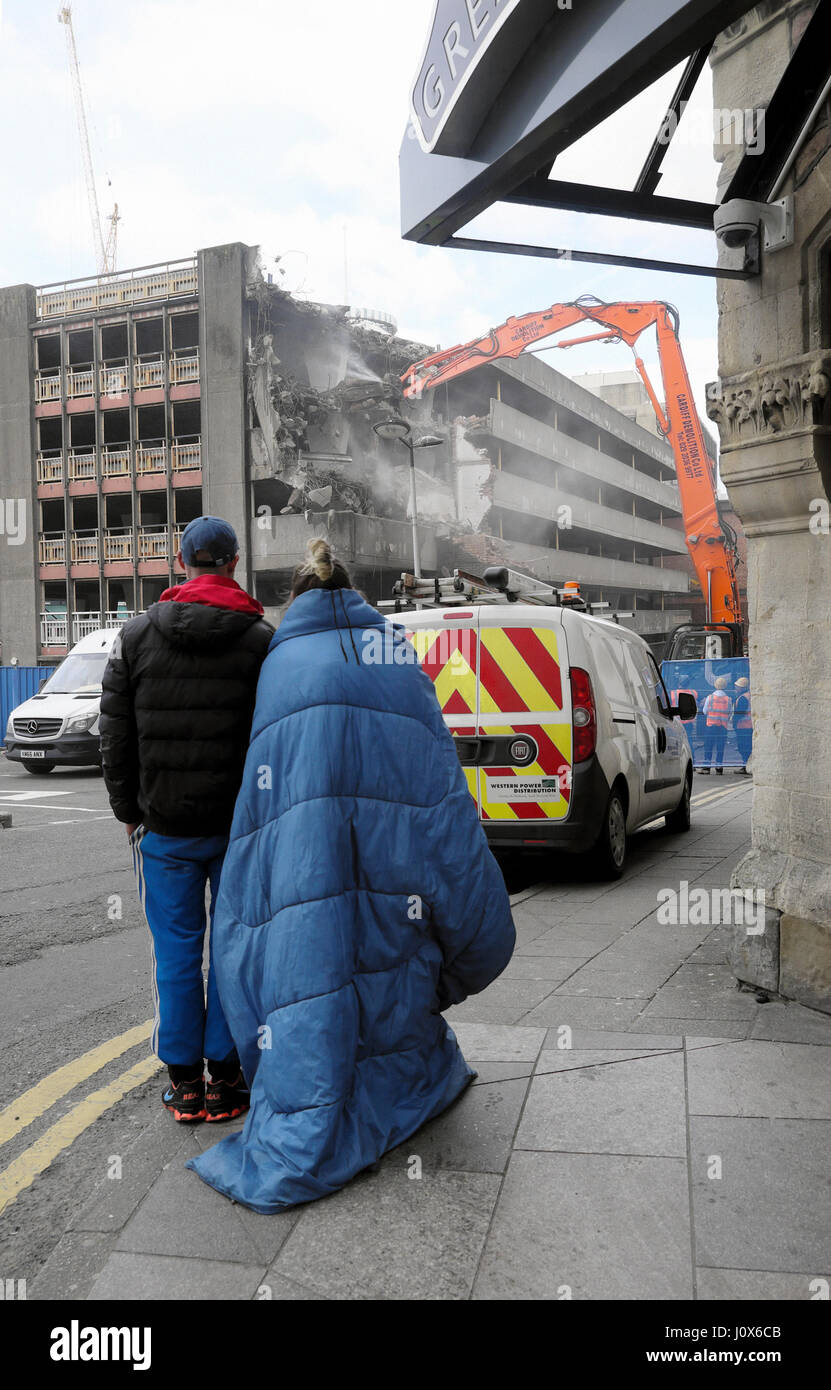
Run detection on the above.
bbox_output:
[706,0,831,1012]
[1,241,692,666]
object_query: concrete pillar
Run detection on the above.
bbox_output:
[198,243,252,588]
[0,284,38,665]
[706,1,831,1013]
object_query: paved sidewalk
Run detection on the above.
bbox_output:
[30,781,831,1300]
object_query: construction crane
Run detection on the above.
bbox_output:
[402,296,743,660]
[58,5,119,276]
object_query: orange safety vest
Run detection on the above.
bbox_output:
[705,690,731,727]
[735,696,752,729]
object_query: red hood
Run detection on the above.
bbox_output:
[159,574,264,616]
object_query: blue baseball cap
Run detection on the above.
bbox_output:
[180,515,239,567]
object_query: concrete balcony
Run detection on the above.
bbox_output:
[134,356,165,390]
[104,528,133,561]
[100,363,129,395]
[494,355,675,473]
[66,365,95,399]
[40,612,68,646]
[624,609,692,637]
[171,437,201,470]
[70,532,99,563]
[101,447,131,477]
[36,258,198,320]
[34,372,62,403]
[136,442,166,475]
[252,511,439,576]
[72,611,104,641]
[39,533,66,565]
[468,535,691,595]
[138,526,169,560]
[37,451,64,483]
[490,469,688,556]
[67,449,97,481]
[475,400,682,515]
[170,350,199,384]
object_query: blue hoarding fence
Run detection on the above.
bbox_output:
[0,666,59,735]
[661,657,752,770]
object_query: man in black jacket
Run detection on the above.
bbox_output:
[100,516,273,1123]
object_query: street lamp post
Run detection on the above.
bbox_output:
[372,417,443,580]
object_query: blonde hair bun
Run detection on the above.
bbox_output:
[301,537,334,583]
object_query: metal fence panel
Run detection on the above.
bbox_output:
[0,666,60,734]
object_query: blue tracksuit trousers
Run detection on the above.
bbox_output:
[130,827,236,1066]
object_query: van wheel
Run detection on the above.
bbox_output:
[22,761,55,775]
[665,775,692,833]
[592,788,627,879]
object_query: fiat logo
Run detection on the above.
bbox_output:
[510,737,534,764]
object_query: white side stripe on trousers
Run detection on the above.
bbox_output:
[131,826,160,1057]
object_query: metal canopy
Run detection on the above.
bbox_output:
[399,0,764,278]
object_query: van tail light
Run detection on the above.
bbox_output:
[570,666,596,763]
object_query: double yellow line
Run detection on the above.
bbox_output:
[0,1022,162,1216]
[692,783,747,808]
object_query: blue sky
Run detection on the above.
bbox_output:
[0,0,725,424]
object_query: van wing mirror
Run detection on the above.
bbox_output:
[673,692,697,721]
[37,678,48,692]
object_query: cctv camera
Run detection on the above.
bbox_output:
[714,197,793,253]
[714,199,760,249]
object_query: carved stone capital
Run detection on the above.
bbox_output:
[706,352,831,535]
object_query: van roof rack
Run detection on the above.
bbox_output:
[379,566,631,620]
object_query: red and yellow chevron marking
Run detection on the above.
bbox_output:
[408,622,571,822]
[479,720,572,822]
[479,626,563,715]
[407,627,478,718]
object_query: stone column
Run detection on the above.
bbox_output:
[706,0,831,1012]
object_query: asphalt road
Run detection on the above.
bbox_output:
[0,760,155,1282]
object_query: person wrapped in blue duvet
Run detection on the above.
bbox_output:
[188,538,515,1213]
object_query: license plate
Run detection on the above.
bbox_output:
[20,749,46,759]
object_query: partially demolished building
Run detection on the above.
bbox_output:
[244,248,692,639]
[0,239,690,664]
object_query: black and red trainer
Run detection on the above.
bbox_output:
[162,1075,206,1122]
[205,1070,250,1123]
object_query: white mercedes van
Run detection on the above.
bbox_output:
[405,602,696,877]
[4,628,119,775]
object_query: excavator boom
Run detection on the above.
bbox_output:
[402,297,742,639]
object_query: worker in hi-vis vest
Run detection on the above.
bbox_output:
[700,675,732,775]
[733,676,752,776]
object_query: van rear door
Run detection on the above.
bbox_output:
[405,610,481,816]
[475,609,572,830]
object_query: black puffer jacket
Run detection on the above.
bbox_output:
[100,597,273,836]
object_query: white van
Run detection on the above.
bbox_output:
[4,628,119,775]
[405,603,695,877]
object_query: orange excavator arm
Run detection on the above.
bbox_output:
[402,296,742,630]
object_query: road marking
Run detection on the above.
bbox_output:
[0,1021,152,1147]
[0,803,108,813]
[692,786,745,807]
[0,1055,163,1216]
[0,790,75,801]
